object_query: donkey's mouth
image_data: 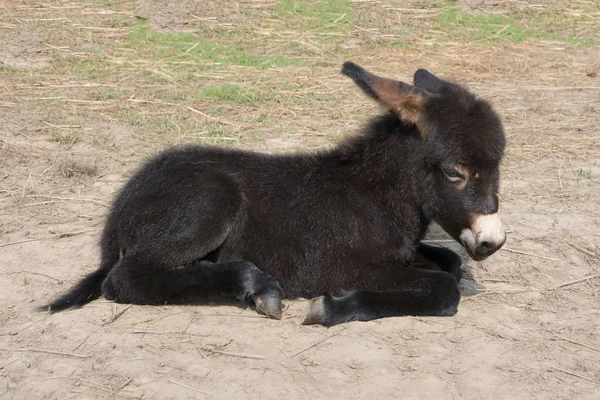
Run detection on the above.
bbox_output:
[460,240,495,261]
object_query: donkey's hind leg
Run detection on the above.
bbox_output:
[102,258,284,319]
[97,169,286,316]
[302,266,460,326]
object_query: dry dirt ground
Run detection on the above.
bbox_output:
[1,1,600,399]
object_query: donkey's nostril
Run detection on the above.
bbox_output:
[475,241,495,258]
[480,241,492,250]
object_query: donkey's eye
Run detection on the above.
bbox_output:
[441,167,465,183]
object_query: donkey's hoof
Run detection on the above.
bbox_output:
[301,296,327,325]
[254,295,283,320]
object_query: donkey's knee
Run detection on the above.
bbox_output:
[101,267,137,304]
[100,262,161,305]
[100,274,118,301]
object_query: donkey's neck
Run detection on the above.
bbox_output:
[331,115,426,193]
[327,115,431,239]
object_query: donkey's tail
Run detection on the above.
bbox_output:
[39,268,109,313]
[40,226,122,313]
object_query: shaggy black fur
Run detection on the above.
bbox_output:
[42,62,505,326]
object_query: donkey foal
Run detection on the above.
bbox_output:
[43,62,506,326]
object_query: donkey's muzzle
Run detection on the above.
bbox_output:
[460,213,506,261]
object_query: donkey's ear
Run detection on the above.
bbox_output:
[414,68,444,94]
[342,62,427,125]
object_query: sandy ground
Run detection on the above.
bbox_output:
[1,1,600,399]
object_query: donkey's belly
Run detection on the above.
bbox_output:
[220,238,412,299]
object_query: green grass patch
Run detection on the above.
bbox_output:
[274,0,351,32]
[435,8,526,42]
[48,131,77,145]
[93,87,132,100]
[120,109,144,126]
[51,20,300,90]
[430,4,598,45]
[270,0,352,50]
[202,85,252,104]
[53,57,114,83]
[201,84,266,105]
[110,14,134,28]
[154,116,177,131]
[204,123,226,137]
[187,122,242,145]
[124,22,296,70]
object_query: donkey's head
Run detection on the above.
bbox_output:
[342,62,506,261]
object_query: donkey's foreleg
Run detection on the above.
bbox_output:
[301,267,460,326]
[102,258,284,319]
[411,243,463,282]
